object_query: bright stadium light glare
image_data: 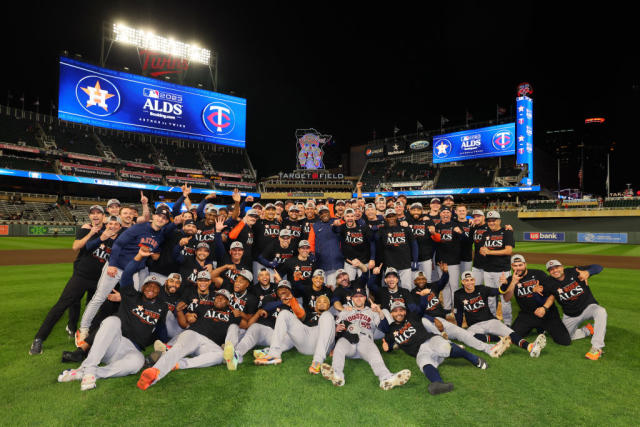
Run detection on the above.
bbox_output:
[112,23,211,65]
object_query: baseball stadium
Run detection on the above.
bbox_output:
[1,6,639,426]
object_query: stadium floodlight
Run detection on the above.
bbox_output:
[112,23,211,65]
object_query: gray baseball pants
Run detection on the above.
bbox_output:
[153,329,224,382]
[268,311,335,363]
[331,336,393,382]
[562,303,607,349]
[483,271,512,325]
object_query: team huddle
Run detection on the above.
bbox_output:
[29,184,609,395]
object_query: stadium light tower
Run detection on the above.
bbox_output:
[101,21,218,90]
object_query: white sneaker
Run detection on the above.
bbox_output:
[223,341,238,371]
[320,363,344,386]
[80,374,96,391]
[153,340,167,353]
[380,369,411,390]
[529,334,547,358]
[58,369,82,382]
[489,336,511,358]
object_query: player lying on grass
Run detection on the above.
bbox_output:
[254,294,335,373]
[58,248,168,391]
[381,300,488,395]
[454,271,546,358]
[320,286,412,390]
[137,288,242,390]
[545,259,606,360]
[499,255,571,346]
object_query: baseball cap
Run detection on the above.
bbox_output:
[277,280,292,289]
[430,198,441,204]
[252,203,263,209]
[216,289,232,301]
[460,271,474,280]
[184,219,196,226]
[546,259,563,270]
[279,228,291,237]
[414,271,427,282]
[298,240,310,248]
[511,254,526,264]
[107,215,122,224]
[246,209,260,217]
[196,242,210,251]
[155,206,172,219]
[89,204,104,213]
[107,198,121,207]
[472,209,485,216]
[384,208,397,217]
[205,206,218,214]
[336,268,349,278]
[318,205,330,213]
[230,241,244,250]
[236,269,253,282]
[365,203,376,209]
[305,201,316,208]
[409,202,423,210]
[274,201,284,207]
[143,275,162,286]
[390,300,406,311]
[344,208,355,215]
[313,269,326,279]
[440,206,451,212]
[375,195,385,200]
[288,205,299,212]
[264,203,276,210]
[197,270,211,280]
[384,267,399,278]
[486,211,501,219]
[352,286,367,297]
[167,273,182,282]
[444,195,454,201]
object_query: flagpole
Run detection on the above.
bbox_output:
[606,152,610,196]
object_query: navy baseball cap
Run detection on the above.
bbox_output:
[155,206,172,219]
[352,287,367,297]
[184,219,196,226]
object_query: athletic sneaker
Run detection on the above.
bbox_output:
[62,348,86,363]
[29,338,43,355]
[320,363,344,386]
[58,369,82,382]
[308,361,321,375]
[137,368,159,390]
[65,325,75,339]
[223,341,238,371]
[475,357,488,370]
[380,369,412,390]
[253,348,269,359]
[80,374,96,391]
[585,346,603,360]
[75,328,89,347]
[585,323,595,336]
[153,340,167,353]
[428,381,454,395]
[528,334,547,358]
[254,356,282,366]
[489,337,510,358]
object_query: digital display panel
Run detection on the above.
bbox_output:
[432,123,516,163]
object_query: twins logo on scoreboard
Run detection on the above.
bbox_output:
[202,101,236,135]
[75,76,121,117]
[492,130,513,151]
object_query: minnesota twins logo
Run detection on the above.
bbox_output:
[492,130,513,150]
[75,76,120,117]
[202,101,235,135]
[434,139,452,158]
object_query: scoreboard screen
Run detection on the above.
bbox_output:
[432,123,515,164]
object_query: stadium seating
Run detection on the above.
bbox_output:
[0,113,40,147]
[603,198,640,208]
[100,133,156,163]
[44,122,100,156]
[201,148,248,174]
[435,165,494,189]
[0,155,55,173]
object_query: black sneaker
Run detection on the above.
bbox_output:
[29,339,43,355]
[475,356,488,370]
[61,348,86,363]
[428,381,454,395]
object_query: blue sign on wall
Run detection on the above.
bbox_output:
[58,57,247,147]
[577,233,628,244]
[432,123,515,164]
[523,232,565,242]
[357,184,540,198]
[516,96,533,185]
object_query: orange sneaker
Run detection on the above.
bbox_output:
[585,347,602,360]
[137,367,159,390]
[172,363,180,371]
[585,324,594,336]
[308,361,321,374]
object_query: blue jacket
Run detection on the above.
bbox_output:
[309,219,343,271]
[109,222,176,270]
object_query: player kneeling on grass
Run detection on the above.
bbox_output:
[545,260,606,360]
[454,271,546,358]
[320,286,411,390]
[58,252,168,391]
[137,288,242,390]
[382,301,488,395]
[255,295,336,373]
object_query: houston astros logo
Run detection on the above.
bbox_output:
[75,76,120,116]
[492,130,513,150]
[434,139,452,157]
[202,101,235,135]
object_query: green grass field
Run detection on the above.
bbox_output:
[515,242,640,257]
[1,242,639,425]
[0,236,75,250]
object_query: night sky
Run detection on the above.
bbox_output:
[2,2,636,192]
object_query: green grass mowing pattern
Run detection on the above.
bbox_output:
[0,263,639,425]
[516,242,640,257]
[0,236,75,250]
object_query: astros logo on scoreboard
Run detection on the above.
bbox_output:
[202,101,235,136]
[434,139,452,157]
[75,76,121,117]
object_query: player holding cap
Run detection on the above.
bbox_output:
[137,288,242,389]
[320,286,412,389]
[544,259,607,360]
[454,271,546,357]
[381,300,488,395]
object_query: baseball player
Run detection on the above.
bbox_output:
[406,202,437,282]
[363,202,385,230]
[276,240,316,288]
[293,269,334,316]
[376,208,418,290]
[223,269,258,346]
[227,209,259,269]
[256,228,296,278]
[282,205,305,246]
[30,208,119,355]
[250,268,278,304]
[499,255,571,346]
[454,271,546,357]
[309,205,344,288]
[252,203,281,280]
[331,267,369,312]
[175,241,213,287]
[58,252,168,391]
[223,280,305,369]
[470,210,488,285]
[544,259,606,360]
[368,265,416,312]
[477,211,515,325]
[381,300,488,395]
[432,206,465,311]
[374,195,387,216]
[455,204,474,273]
[137,288,242,390]
[332,208,375,280]
[320,285,412,389]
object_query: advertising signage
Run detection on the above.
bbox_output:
[432,123,515,164]
[58,57,246,147]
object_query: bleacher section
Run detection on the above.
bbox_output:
[0,155,55,173]
[0,113,40,147]
[100,133,155,163]
[0,192,71,223]
[435,165,494,189]
[603,197,640,208]
[45,121,100,156]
